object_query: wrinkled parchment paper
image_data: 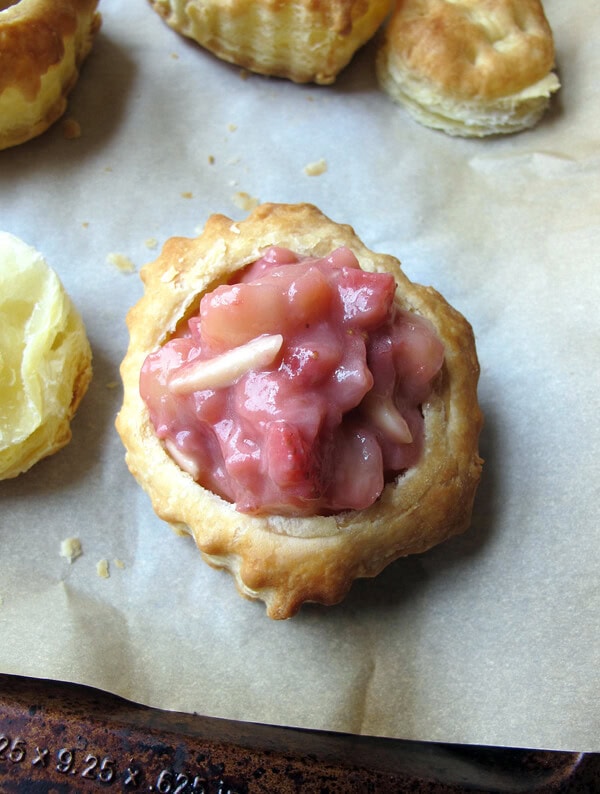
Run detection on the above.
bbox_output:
[1,0,598,753]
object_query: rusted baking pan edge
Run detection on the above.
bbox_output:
[0,674,597,793]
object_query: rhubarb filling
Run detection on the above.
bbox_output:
[139,246,444,516]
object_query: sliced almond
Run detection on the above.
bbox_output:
[164,438,201,479]
[363,393,413,444]
[168,334,283,394]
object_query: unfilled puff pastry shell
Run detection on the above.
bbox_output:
[376,0,560,136]
[0,0,101,151]
[0,232,92,479]
[116,203,483,619]
[148,0,392,84]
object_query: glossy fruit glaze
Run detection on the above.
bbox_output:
[140,246,444,516]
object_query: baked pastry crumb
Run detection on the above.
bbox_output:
[96,559,110,579]
[304,158,328,176]
[232,191,260,211]
[62,117,81,139]
[107,252,136,274]
[60,537,83,564]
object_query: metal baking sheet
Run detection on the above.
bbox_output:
[0,675,597,793]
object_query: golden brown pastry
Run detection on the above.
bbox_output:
[376,0,560,136]
[0,232,92,479]
[116,203,483,619]
[148,0,392,84]
[0,0,101,151]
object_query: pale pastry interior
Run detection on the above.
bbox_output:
[0,232,92,479]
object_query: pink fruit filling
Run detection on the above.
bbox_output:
[139,246,444,516]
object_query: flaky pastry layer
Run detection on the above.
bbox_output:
[116,203,483,619]
[0,232,92,479]
[148,0,392,84]
[377,0,560,136]
[0,0,101,150]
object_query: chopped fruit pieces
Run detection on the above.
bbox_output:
[169,334,283,393]
[140,247,444,516]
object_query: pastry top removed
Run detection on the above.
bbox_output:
[0,232,92,479]
[116,203,483,619]
[383,0,556,101]
[149,0,392,84]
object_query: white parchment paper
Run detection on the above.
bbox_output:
[1,0,598,753]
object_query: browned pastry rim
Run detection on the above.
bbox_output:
[116,203,483,619]
[383,0,555,100]
[0,0,101,150]
[376,0,560,136]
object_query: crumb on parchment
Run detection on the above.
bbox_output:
[232,192,260,211]
[60,537,82,564]
[304,158,328,176]
[62,118,81,139]
[107,252,135,274]
[96,559,110,579]
[145,237,158,250]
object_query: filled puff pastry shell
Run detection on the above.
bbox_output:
[116,203,483,619]
[0,0,101,151]
[0,232,92,479]
[376,0,560,136]
[148,0,392,84]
